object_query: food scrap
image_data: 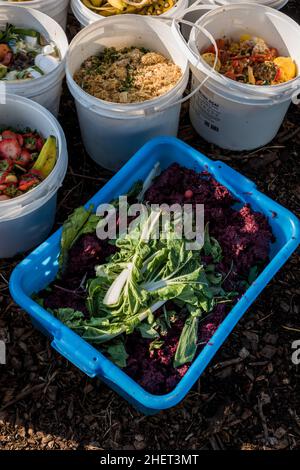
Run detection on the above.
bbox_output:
[201,35,297,85]
[0,130,57,200]
[81,0,177,17]
[74,46,182,103]
[0,23,60,81]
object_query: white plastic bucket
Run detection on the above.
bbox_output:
[172,3,300,150]
[0,93,68,259]
[0,6,69,117]
[66,15,189,171]
[71,0,189,29]
[0,0,70,30]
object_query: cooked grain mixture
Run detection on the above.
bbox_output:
[74,47,183,104]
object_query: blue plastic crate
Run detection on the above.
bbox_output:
[9,137,300,414]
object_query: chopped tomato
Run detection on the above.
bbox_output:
[203,45,216,55]
[19,169,43,192]
[224,71,237,80]
[216,39,226,50]
[274,66,281,82]
[1,52,13,66]
[269,47,279,58]
[0,44,11,61]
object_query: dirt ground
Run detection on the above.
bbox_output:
[0,2,299,451]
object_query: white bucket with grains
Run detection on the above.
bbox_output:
[71,0,189,29]
[0,6,68,116]
[0,93,68,258]
[66,15,189,171]
[0,0,70,30]
[172,3,300,151]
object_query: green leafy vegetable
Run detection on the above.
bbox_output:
[138,322,160,339]
[149,339,165,352]
[56,308,85,328]
[106,341,128,368]
[248,265,259,284]
[174,315,199,368]
[54,209,233,368]
[58,206,99,273]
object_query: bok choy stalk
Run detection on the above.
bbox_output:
[56,209,233,367]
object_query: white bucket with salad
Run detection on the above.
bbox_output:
[66,15,189,171]
[0,93,68,258]
[172,3,300,150]
[0,0,70,31]
[71,0,189,29]
[0,5,68,116]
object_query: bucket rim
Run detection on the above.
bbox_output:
[184,2,300,100]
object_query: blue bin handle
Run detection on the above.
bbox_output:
[51,329,99,378]
[214,161,257,191]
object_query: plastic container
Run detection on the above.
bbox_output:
[172,3,300,150]
[0,6,69,116]
[66,15,189,170]
[0,93,68,259]
[213,0,289,10]
[9,136,300,414]
[71,0,189,29]
[0,0,70,30]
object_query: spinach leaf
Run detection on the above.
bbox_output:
[106,341,128,368]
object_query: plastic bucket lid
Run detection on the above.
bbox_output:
[66,14,189,118]
[0,5,68,99]
[0,93,68,221]
[173,3,300,105]
[71,0,189,28]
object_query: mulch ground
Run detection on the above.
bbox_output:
[0,2,299,451]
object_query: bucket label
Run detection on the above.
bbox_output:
[191,82,220,133]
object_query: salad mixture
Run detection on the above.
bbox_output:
[201,35,297,85]
[74,47,182,104]
[37,163,273,394]
[0,23,60,81]
[81,0,177,17]
[0,129,57,200]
